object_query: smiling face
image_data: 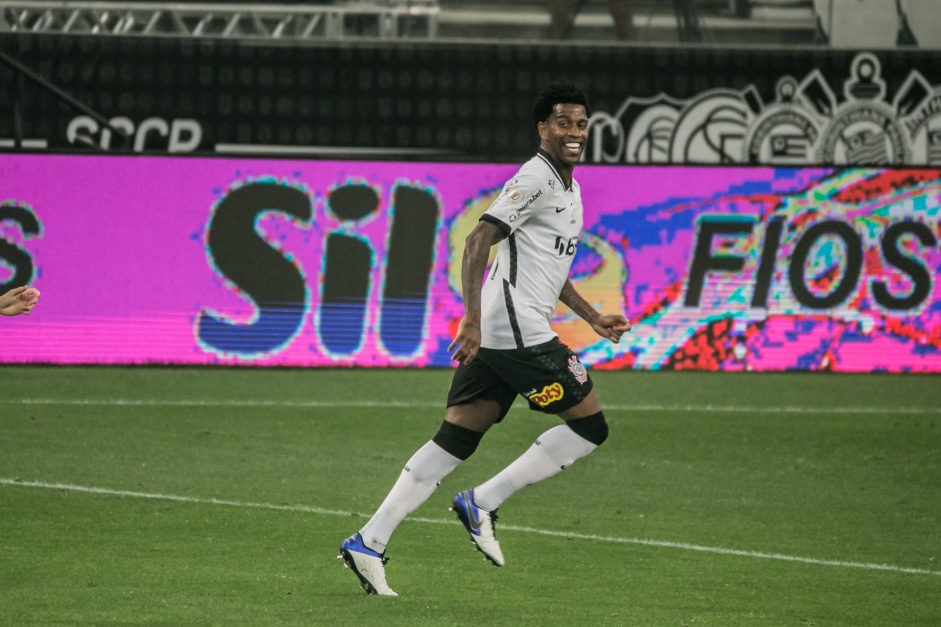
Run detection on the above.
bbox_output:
[538,103,589,171]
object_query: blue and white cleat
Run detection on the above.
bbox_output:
[337,533,397,596]
[450,489,505,566]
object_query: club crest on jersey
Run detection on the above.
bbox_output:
[527,382,564,407]
[568,356,588,384]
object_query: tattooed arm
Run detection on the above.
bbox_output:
[559,279,631,343]
[448,221,506,364]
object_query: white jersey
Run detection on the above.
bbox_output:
[479,149,584,349]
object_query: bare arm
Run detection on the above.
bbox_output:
[559,279,599,324]
[559,279,630,343]
[448,220,506,364]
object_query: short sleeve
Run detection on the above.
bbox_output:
[480,174,548,235]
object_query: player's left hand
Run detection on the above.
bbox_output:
[590,314,631,343]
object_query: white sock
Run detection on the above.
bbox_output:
[473,425,598,511]
[359,441,462,552]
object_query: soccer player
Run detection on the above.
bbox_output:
[0,286,40,316]
[339,83,631,596]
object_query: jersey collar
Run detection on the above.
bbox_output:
[536,147,573,192]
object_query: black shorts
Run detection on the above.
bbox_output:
[446,337,594,422]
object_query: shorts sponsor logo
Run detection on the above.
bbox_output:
[568,356,588,384]
[527,382,564,407]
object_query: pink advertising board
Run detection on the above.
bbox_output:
[1,154,939,371]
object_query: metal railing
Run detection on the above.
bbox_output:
[0,1,439,39]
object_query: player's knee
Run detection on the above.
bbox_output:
[432,420,484,461]
[565,411,608,446]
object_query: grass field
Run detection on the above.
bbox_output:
[2,366,940,626]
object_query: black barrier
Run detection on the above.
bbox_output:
[2,34,941,165]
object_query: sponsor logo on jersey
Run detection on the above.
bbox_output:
[568,356,588,384]
[507,189,543,222]
[521,189,542,209]
[527,382,564,407]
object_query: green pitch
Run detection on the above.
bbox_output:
[2,367,939,625]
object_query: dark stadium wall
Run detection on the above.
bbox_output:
[2,34,941,166]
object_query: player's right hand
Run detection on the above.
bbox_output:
[448,317,481,365]
[0,286,41,316]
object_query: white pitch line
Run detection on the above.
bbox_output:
[2,478,939,578]
[490,526,941,577]
[0,478,354,517]
[5,398,941,415]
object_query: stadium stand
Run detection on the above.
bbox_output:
[0,0,820,44]
[0,1,440,40]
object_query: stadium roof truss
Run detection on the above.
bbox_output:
[0,1,439,40]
